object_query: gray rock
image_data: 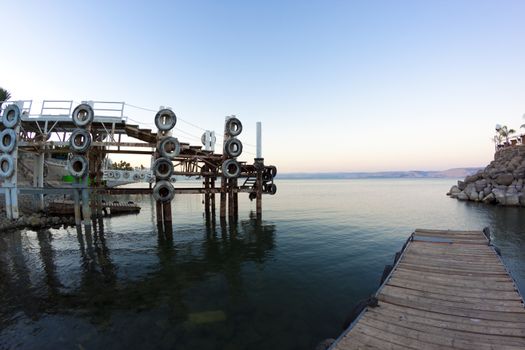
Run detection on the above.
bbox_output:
[474,179,487,192]
[465,174,480,183]
[506,193,520,206]
[482,193,496,204]
[457,181,466,190]
[29,215,42,227]
[493,188,507,205]
[457,192,469,201]
[448,186,461,196]
[495,173,514,186]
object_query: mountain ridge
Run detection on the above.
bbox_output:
[277,167,482,179]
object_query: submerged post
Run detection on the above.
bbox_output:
[255,122,263,218]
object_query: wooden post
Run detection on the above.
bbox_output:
[255,158,264,219]
[233,178,238,217]
[210,177,216,215]
[228,178,234,217]
[220,176,227,218]
[73,186,82,229]
[204,176,210,215]
[163,201,172,222]
[156,201,163,225]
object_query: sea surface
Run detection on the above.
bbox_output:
[1,179,524,350]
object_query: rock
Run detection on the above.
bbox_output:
[29,215,42,227]
[464,184,478,200]
[474,179,487,192]
[457,181,466,191]
[315,339,336,350]
[52,216,60,224]
[465,174,480,183]
[457,192,469,201]
[495,173,514,186]
[506,193,520,206]
[482,193,496,204]
[493,188,507,205]
[447,186,461,197]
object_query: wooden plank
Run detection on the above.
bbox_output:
[381,284,524,313]
[360,315,525,349]
[379,294,525,322]
[367,306,525,338]
[394,266,512,282]
[382,285,524,308]
[414,229,485,235]
[379,302,525,329]
[387,277,522,300]
[397,262,509,276]
[390,270,518,292]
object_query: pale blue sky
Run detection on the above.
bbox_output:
[2,0,524,172]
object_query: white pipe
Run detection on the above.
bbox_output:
[256,122,262,158]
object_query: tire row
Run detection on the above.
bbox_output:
[222,117,243,179]
[67,103,94,178]
[153,109,178,202]
[0,104,21,179]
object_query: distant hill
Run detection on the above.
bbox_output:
[278,168,483,180]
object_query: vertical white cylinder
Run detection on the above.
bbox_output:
[256,122,262,158]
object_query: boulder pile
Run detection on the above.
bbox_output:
[448,145,525,206]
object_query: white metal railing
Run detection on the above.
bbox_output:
[88,101,125,119]
[1,100,32,115]
[40,100,73,116]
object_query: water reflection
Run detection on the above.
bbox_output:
[0,212,276,349]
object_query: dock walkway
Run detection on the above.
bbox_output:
[331,229,525,350]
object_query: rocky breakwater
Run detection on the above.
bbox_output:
[448,145,525,206]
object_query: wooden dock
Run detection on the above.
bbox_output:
[331,229,525,350]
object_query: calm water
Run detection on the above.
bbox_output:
[1,179,524,350]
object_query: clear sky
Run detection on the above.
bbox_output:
[2,0,524,172]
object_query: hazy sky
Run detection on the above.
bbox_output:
[2,0,524,172]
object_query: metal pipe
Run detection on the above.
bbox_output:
[256,122,262,158]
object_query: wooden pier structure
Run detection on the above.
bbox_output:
[0,100,277,233]
[331,228,525,350]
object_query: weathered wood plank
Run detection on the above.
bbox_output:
[367,306,525,338]
[382,285,524,308]
[390,270,518,291]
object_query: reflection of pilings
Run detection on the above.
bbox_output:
[73,187,82,228]
[37,230,62,295]
[81,175,92,235]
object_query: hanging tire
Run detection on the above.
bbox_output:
[0,129,17,153]
[103,170,111,178]
[114,171,121,179]
[67,155,88,178]
[266,183,277,195]
[266,165,277,178]
[0,154,14,178]
[153,158,173,180]
[224,138,243,158]
[123,171,130,179]
[69,129,92,153]
[133,173,140,181]
[226,117,242,136]
[153,180,175,202]
[159,136,180,159]
[155,109,177,131]
[2,104,21,128]
[222,159,241,178]
[72,103,94,127]
[140,173,146,179]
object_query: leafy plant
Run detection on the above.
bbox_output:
[0,87,11,110]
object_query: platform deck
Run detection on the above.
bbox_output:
[331,229,525,350]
